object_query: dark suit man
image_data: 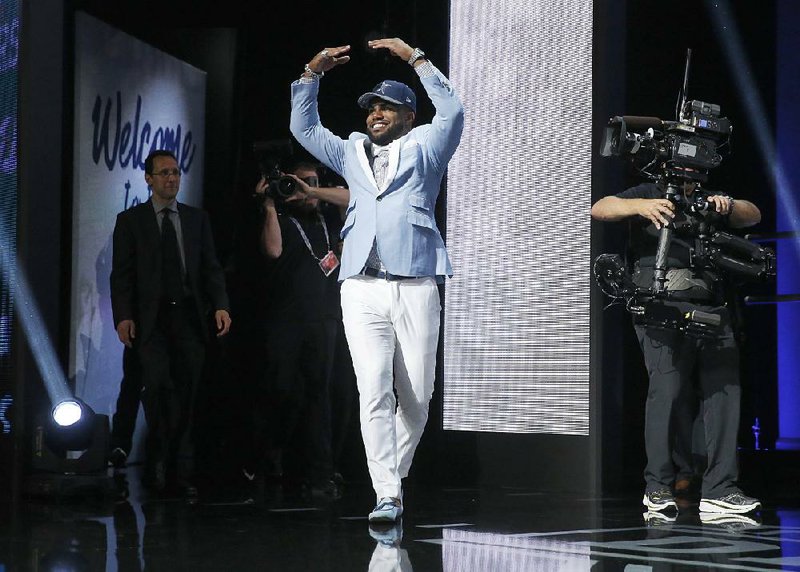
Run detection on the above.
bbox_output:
[110,150,231,494]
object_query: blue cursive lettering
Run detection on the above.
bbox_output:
[91,92,197,174]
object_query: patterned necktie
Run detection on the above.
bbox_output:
[365,148,390,271]
[373,148,390,188]
[161,209,184,303]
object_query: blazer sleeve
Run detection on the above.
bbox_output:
[110,212,136,328]
[289,79,348,176]
[419,64,465,174]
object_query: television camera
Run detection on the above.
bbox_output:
[595,49,775,337]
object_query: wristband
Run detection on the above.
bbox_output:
[304,63,324,79]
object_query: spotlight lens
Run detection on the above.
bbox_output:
[52,400,83,427]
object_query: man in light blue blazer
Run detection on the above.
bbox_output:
[290,37,464,522]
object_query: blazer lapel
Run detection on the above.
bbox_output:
[355,139,378,195]
[381,139,401,193]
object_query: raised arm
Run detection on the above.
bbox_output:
[369,38,465,172]
[254,177,283,259]
[289,45,352,176]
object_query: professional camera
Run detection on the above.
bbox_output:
[594,50,775,337]
[253,139,297,205]
[599,100,731,183]
[264,170,297,202]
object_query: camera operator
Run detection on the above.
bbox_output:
[592,176,762,517]
[251,160,344,496]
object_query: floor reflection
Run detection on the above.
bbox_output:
[368,521,413,572]
[2,468,800,572]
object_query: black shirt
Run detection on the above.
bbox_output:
[264,207,340,322]
[616,182,725,302]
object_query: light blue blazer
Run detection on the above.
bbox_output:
[290,64,465,282]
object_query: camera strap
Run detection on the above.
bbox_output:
[288,213,340,277]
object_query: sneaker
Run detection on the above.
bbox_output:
[369,497,403,523]
[643,510,677,526]
[700,511,762,532]
[699,491,761,514]
[643,488,677,512]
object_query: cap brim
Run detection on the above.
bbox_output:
[357,92,405,109]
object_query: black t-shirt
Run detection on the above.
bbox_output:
[263,207,340,322]
[616,182,725,302]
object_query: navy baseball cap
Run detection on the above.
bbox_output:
[357,80,417,113]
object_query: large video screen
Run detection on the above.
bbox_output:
[443,0,593,435]
[0,0,19,436]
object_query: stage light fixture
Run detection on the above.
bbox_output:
[26,397,111,498]
[52,399,83,427]
[45,398,97,454]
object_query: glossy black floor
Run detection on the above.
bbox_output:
[2,467,800,571]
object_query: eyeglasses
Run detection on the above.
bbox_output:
[151,169,182,178]
[301,176,319,187]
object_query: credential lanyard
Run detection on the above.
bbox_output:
[288,213,330,261]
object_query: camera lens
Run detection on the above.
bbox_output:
[277,176,296,197]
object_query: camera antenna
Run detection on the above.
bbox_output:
[676,48,692,122]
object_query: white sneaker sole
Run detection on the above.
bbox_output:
[643,510,677,525]
[699,512,760,526]
[642,494,677,512]
[699,498,761,514]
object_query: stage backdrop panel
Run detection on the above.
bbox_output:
[69,13,206,452]
[444,0,592,435]
[0,0,18,438]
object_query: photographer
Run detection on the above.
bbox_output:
[592,177,762,517]
[251,160,343,496]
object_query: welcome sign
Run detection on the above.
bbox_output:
[69,13,206,458]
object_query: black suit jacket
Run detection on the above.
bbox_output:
[110,200,230,343]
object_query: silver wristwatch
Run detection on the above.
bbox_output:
[407,48,425,66]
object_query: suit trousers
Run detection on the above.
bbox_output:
[137,301,205,484]
[635,303,741,499]
[111,345,142,455]
[340,275,440,500]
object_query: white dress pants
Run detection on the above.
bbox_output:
[340,275,440,500]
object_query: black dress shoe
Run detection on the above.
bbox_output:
[109,447,128,469]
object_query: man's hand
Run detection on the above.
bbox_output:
[254,177,275,209]
[307,45,351,74]
[214,310,232,337]
[285,173,316,199]
[116,319,136,348]
[368,38,414,62]
[636,198,675,230]
[706,195,734,216]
